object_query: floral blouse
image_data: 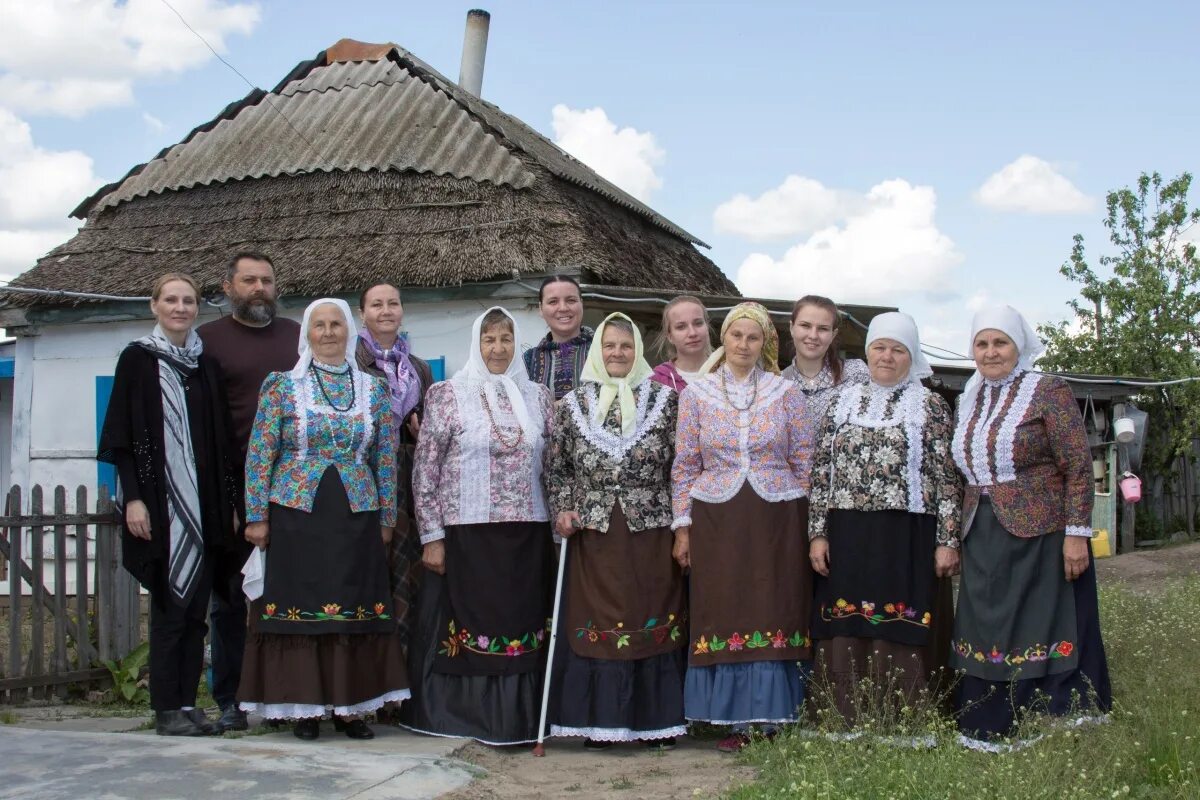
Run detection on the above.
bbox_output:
[781,358,869,432]
[546,380,677,533]
[413,379,554,544]
[245,366,397,527]
[671,366,813,529]
[808,381,963,548]
[953,370,1093,539]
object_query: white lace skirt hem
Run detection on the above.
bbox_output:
[550,724,686,742]
[239,688,411,720]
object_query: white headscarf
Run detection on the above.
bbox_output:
[292,298,359,379]
[453,306,537,438]
[865,311,932,385]
[960,304,1045,404]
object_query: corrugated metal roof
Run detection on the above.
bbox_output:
[86,42,707,247]
[93,58,535,212]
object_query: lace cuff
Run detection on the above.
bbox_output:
[1065,525,1092,538]
[671,516,692,531]
[419,528,446,545]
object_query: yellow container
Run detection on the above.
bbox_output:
[1091,529,1112,558]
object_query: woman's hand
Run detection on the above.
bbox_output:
[1063,536,1090,581]
[381,526,394,545]
[556,511,582,538]
[125,500,151,540]
[423,541,446,575]
[934,545,960,578]
[244,521,270,550]
[809,537,830,576]
[406,414,421,440]
[672,527,690,570]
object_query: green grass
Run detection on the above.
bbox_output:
[731,578,1200,799]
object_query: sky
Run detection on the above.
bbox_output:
[1,0,1197,359]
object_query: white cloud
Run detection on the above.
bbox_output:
[714,175,862,241]
[975,155,1094,214]
[0,109,96,276]
[0,0,259,116]
[551,104,664,203]
[732,178,963,306]
[142,111,166,133]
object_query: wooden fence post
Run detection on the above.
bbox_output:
[6,486,23,703]
[95,492,114,665]
[53,486,69,698]
[75,486,93,669]
[29,486,45,700]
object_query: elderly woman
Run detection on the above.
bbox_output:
[780,294,869,426]
[522,275,593,400]
[546,312,686,750]
[672,302,814,753]
[355,283,434,662]
[650,295,713,392]
[807,312,962,728]
[98,273,239,736]
[951,305,1111,749]
[404,307,555,746]
[237,298,406,741]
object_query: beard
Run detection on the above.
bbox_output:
[230,293,277,324]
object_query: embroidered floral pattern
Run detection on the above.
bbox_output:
[782,358,870,434]
[692,629,809,655]
[953,638,1076,666]
[261,600,391,623]
[575,614,684,650]
[437,619,546,658]
[820,598,932,627]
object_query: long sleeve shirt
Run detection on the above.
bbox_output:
[671,367,813,529]
[244,368,397,527]
[412,379,553,544]
[546,380,677,533]
[953,370,1093,539]
[808,381,963,548]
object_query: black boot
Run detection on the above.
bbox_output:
[215,704,249,733]
[155,710,205,736]
[183,708,218,735]
[341,719,375,740]
[293,718,320,741]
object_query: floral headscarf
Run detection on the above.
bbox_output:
[700,301,781,375]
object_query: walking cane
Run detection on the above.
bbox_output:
[532,522,574,757]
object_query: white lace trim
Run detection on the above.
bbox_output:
[420,528,446,544]
[566,382,671,462]
[956,732,1044,754]
[296,368,374,464]
[550,724,686,742]
[450,379,548,524]
[953,370,1038,487]
[239,689,410,720]
[993,372,1041,484]
[689,474,806,505]
[1066,525,1093,538]
[831,382,928,513]
[671,516,692,531]
[686,368,791,419]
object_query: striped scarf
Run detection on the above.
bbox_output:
[525,326,594,401]
[134,325,205,605]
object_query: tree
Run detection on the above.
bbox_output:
[1039,171,1200,534]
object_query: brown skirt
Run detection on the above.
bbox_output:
[688,486,812,667]
[238,627,409,716]
[565,505,686,661]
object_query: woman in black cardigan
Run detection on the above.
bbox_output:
[98,273,239,736]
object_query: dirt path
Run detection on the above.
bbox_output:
[439,738,753,800]
[1095,540,1200,591]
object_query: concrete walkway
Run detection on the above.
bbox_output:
[0,719,477,799]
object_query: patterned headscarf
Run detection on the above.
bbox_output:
[700,301,781,375]
[579,312,653,437]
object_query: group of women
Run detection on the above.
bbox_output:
[101,270,1110,751]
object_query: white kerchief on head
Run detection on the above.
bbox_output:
[961,304,1045,403]
[292,298,359,379]
[865,312,932,384]
[453,306,536,438]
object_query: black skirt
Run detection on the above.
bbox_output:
[954,500,1112,740]
[401,520,552,745]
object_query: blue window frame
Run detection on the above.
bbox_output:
[95,375,115,498]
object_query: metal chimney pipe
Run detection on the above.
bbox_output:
[458,9,490,97]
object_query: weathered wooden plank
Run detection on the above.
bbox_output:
[0,513,118,527]
[75,486,93,669]
[95,504,114,665]
[0,666,110,692]
[6,486,23,703]
[53,487,69,697]
[29,486,45,699]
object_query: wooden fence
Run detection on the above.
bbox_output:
[1,485,141,703]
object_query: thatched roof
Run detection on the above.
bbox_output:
[7,39,737,307]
